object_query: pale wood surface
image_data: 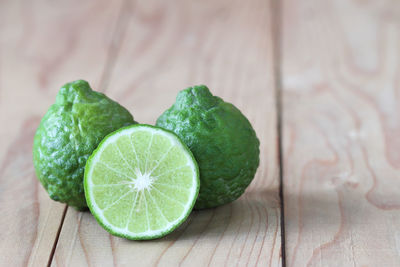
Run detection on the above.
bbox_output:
[52,0,281,266]
[282,0,400,266]
[0,0,125,266]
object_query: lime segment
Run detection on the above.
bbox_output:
[84,124,199,240]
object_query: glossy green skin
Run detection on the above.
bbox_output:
[156,86,260,209]
[33,80,136,210]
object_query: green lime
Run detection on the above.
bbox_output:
[33,80,136,210]
[156,85,260,209]
[84,124,199,240]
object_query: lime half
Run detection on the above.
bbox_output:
[84,124,199,240]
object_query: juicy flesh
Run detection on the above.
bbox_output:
[88,129,196,235]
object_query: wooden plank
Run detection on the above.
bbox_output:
[53,0,281,266]
[0,0,124,265]
[282,0,400,266]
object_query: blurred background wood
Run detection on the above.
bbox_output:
[282,0,400,266]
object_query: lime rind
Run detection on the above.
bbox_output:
[84,124,200,240]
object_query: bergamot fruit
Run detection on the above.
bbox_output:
[33,80,136,210]
[156,85,260,209]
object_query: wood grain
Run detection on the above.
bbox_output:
[0,0,125,265]
[281,0,400,266]
[52,0,281,266]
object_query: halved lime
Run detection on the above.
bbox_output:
[84,124,199,240]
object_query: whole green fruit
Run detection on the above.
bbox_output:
[156,86,259,209]
[33,80,136,210]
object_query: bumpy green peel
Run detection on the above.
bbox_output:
[156,85,260,209]
[33,80,136,210]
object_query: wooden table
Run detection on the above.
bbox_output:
[1,0,399,266]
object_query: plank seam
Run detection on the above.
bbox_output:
[270,0,286,266]
[46,205,68,267]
